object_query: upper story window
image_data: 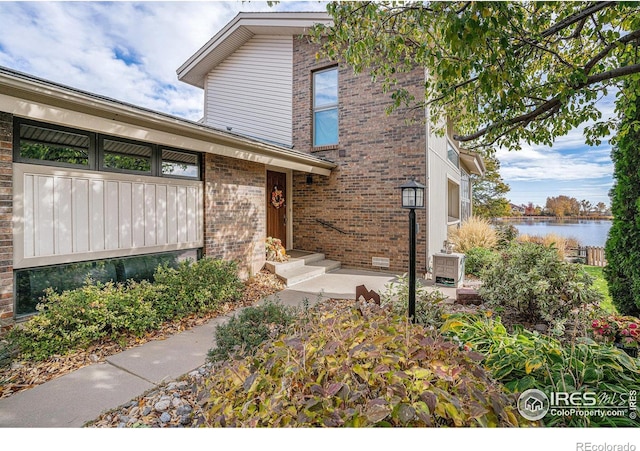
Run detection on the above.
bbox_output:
[15,119,201,180]
[313,67,338,147]
[447,140,460,168]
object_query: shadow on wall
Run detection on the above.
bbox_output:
[206,177,265,279]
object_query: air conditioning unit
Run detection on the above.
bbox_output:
[433,253,465,288]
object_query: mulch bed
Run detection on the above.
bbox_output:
[0,270,285,400]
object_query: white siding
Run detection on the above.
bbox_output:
[427,119,463,266]
[14,163,203,269]
[204,35,293,146]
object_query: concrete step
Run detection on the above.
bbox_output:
[266,251,341,287]
[276,265,327,286]
[307,259,341,273]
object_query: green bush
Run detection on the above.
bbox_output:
[9,281,161,361]
[7,257,244,361]
[605,84,640,316]
[442,313,640,427]
[464,247,499,277]
[380,274,447,329]
[153,258,244,320]
[479,242,603,335]
[494,223,519,249]
[208,300,297,362]
[204,307,532,427]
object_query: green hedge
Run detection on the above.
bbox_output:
[8,257,244,361]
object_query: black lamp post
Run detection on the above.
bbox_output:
[398,180,426,323]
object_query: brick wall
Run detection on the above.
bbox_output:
[202,153,266,278]
[292,36,428,274]
[0,113,13,331]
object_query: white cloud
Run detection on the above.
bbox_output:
[0,1,327,120]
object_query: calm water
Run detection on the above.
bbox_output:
[496,219,612,247]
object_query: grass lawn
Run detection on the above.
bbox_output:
[581,265,617,314]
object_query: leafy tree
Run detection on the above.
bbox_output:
[545,195,580,217]
[470,154,511,218]
[314,1,640,151]
[580,199,593,216]
[604,80,640,317]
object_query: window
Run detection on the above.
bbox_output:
[313,67,338,147]
[102,138,152,174]
[447,140,460,168]
[161,149,200,178]
[461,169,471,221]
[17,122,92,168]
[14,249,200,316]
[14,119,201,180]
[448,179,460,223]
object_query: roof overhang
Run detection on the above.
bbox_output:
[459,150,485,176]
[177,12,332,89]
[0,67,335,176]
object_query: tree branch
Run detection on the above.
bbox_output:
[541,2,615,38]
[453,62,640,142]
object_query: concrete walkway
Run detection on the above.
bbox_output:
[0,268,456,428]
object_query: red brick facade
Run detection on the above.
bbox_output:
[202,153,266,278]
[291,36,428,273]
[0,113,13,330]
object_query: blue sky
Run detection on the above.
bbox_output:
[0,1,616,208]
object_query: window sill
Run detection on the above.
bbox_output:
[312,144,339,152]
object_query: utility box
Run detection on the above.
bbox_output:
[433,253,465,288]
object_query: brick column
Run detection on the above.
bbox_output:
[0,113,13,331]
[202,153,266,279]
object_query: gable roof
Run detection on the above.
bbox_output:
[0,66,335,175]
[177,12,331,88]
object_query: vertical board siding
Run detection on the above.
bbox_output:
[205,35,293,146]
[16,164,203,267]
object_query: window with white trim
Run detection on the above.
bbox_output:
[313,67,338,147]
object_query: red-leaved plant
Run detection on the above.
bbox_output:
[591,314,640,348]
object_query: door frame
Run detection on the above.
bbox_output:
[266,166,293,250]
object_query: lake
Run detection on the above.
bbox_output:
[495,218,612,247]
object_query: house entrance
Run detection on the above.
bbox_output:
[266,170,287,246]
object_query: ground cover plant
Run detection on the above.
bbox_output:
[479,242,602,335]
[203,305,534,427]
[208,300,298,362]
[6,258,244,361]
[441,313,640,427]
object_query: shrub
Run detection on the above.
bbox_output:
[208,300,297,362]
[8,281,161,361]
[380,274,447,329]
[464,247,499,277]
[605,83,640,317]
[448,216,498,253]
[153,258,244,320]
[591,314,640,349]
[442,313,640,427]
[479,242,603,335]
[494,223,519,249]
[204,307,532,427]
[516,233,578,260]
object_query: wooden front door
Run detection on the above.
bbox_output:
[267,170,287,246]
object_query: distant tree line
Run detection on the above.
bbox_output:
[508,196,610,217]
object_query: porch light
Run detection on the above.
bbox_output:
[397,179,426,324]
[399,180,426,209]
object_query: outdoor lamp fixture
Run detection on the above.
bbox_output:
[398,180,426,323]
